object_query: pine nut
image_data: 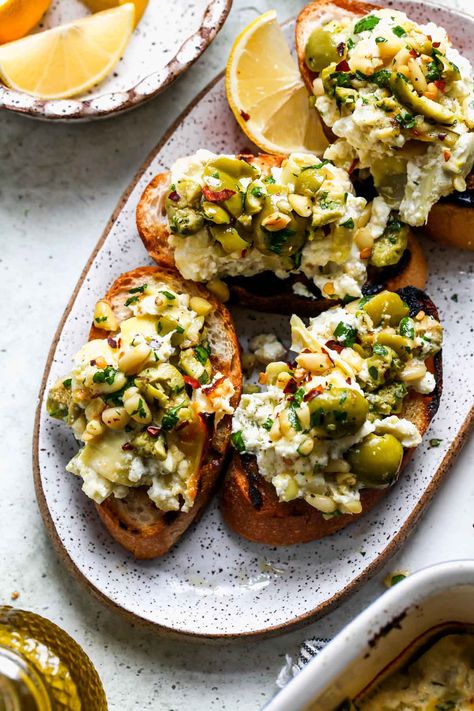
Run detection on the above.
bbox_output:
[101,407,130,430]
[354,227,374,251]
[261,212,291,231]
[118,343,151,374]
[288,194,312,217]
[340,500,362,514]
[400,360,427,382]
[206,279,230,303]
[189,296,212,317]
[93,300,118,331]
[123,392,152,424]
[85,398,106,421]
[296,351,332,373]
[305,494,337,514]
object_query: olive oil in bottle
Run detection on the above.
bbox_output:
[0,607,107,710]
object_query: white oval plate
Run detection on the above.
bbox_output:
[0,0,231,121]
[34,2,474,638]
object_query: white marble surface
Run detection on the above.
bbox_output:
[0,1,472,709]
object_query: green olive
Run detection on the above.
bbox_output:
[308,387,369,439]
[206,157,257,180]
[390,71,455,125]
[203,161,246,218]
[173,179,202,207]
[167,206,204,235]
[136,364,185,396]
[362,291,409,327]
[245,179,266,215]
[433,50,461,83]
[210,225,249,254]
[304,27,342,73]
[371,157,407,207]
[295,167,324,196]
[370,222,409,268]
[347,433,403,487]
[201,201,231,224]
[376,332,412,357]
[253,191,307,258]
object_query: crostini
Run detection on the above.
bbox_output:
[296,0,474,243]
[46,266,242,558]
[137,150,426,315]
[221,287,442,545]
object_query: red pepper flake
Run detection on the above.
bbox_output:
[434,79,446,93]
[240,110,250,121]
[304,385,324,402]
[205,376,225,395]
[409,49,418,58]
[175,420,189,432]
[90,359,96,366]
[146,426,162,437]
[122,442,134,451]
[184,375,201,389]
[438,133,447,141]
[444,150,451,162]
[336,59,350,72]
[283,378,297,395]
[168,191,180,202]
[107,337,117,348]
[411,128,421,136]
[325,339,344,353]
[348,158,359,175]
[202,185,236,202]
[323,224,331,236]
[346,377,352,384]
[432,41,440,48]
[337,42,345,57]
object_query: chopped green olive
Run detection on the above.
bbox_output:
[136,364,185,396]
[370,221,409,268]
[201,201,231,224]
[390,72,455,125]
[168,206,204,236]
[295,167,324,197]
[253,190,306,257]
[304,27,342,73]
[210,224,249,254]
[347,433,403,487]
[362,291,410,327]
[308,387,369,439]
[376,332,412,357]
[245,180,266,215]
[131,431,167,460]
[205,156,257,180]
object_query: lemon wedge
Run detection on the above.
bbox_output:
[0,3,134,100]
[81,0,148,26]
[226,10,328,156]
[0,0,51,44]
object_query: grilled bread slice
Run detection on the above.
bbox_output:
[136,154,426,316]
[295,0,474,251]
[87,266,242,558]
[220,287,442,546]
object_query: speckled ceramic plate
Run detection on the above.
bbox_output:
[0,0,231,121]
[34,1,474,638]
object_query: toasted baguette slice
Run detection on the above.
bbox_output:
[136,154,427,316]
[220,287,442,546]
[89,266,242,559]
[295,0,474,251]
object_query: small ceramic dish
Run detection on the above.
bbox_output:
[264,560,474,710]
[0,0,231,121]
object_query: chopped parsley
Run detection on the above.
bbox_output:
[251,186,264,198]
[368,365,379,380]
[263,175,276,184]
[287,407,302,432]
[429,438,443,448]
[94,316,108,323]
[389,573,407,586]
[265,227,296,256]
[62,378,72,389]
[334,321,357,347]
[175,325,185,334]
[231,430,246,452]
[353,15,380,33]
[347,37,354,50]
[399,316,415,339]
[128,284,148,294]
[92,366,117,385]
[392,25,407,37]
[329,71,352,88]
[125,295,139,307]
[194,343,211,365]
[372,69,392,88]
[395,111,416,129]
[262,418,274,431]
[375,36,387,43]
[131,398,147,420]
[160,290,176,300]
[339,217,354,229]
[293,387,306,406]
[373,343,388,356]
[161,402,186,431]
[436,702,456,711]
[426,59,442,83]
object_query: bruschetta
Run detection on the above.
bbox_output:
[221,287,442,545]
[46,266,242,558]
[295,0,474,246]
[136,150,427,316]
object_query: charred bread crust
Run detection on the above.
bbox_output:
[220,287,442,546]
[89,266,242,559]
[136,157,427,316]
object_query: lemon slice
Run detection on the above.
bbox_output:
[81,0,148,26]
[226,10,328,156]
[0,0,51,44]
[0,3,134,100]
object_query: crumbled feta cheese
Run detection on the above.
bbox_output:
[249,334,286,365]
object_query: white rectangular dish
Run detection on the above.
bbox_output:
[264,560,474,710]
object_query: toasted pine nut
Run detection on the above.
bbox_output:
[298,438,314,456]
[118,343,151,375]
[323,282,336,297]
[281,478,299,501]
[312,77,325,97]
[296,351,332,373]
[415,310,425,321]
[189,296,212,317]
[93,300,118,331]
[276,372,293,389]
[85,398,106,421]
[268,419,282,441]
[85,418,105,438]
[101,407,130,430]
[357,204,372,229]
[95,356,108,370]
[261,212,291,231]
[354,226,375,251]
[340,500,362,514]
[123,392,152,424]
[325,458,351,474]
[279,409,293,437]
[289,194,312,217]
[400,360,427,382]
[359,247,373,260]
[454,176,466,192]
[305,494,337,514]
[408,58,428,93]
[336,472,357,487]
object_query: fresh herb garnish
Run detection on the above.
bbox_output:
[329,71,352,88]
[390,573,407,586]
[125,295,139,307]
[94,316,108,323]
[430,438,443,447]
[395,111,416,129]
[287,407,302,432]
[62,378,72,389]
[375,36,387,43]
[392,25,407,37]
[354,15,380,33]
[175,325,185,334]
[368,365,379,380]
[399,316,415,339]
[160,290,176,300]
[264,175,276,184]
[251,186,264,198]
[334,321,357,347]
[426,59,442,83]
[161,402,186,431]
[92,366,117,385]
[128,284,148,294]
[347,37,355,50]
[131,398,147,420]
[231,430,246,452]
[262,418,273,431]
[373,343,388,356]
[194,344,211,365]
[293,387,305,406]
[339,217,354,229]
[265,227,296,256]
[372,69,392,88]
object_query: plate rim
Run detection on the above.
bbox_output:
[0,0,232,122]
[33,10,474,639]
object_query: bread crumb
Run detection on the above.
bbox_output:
[11,591,19,600]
